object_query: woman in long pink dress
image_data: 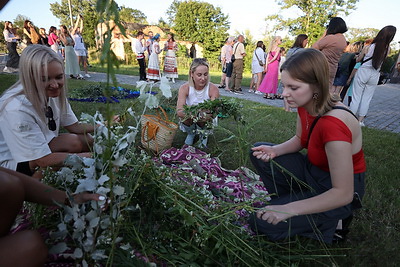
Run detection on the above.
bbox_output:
[259,36,282,99]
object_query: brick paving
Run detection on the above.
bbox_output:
[1,56,399,134]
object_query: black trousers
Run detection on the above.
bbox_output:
[6,42,20,68]
[137,58,146,80]
[249,142,365,243]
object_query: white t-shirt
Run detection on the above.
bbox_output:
[0,84,78,170]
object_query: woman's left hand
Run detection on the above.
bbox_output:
[256,205,297,225]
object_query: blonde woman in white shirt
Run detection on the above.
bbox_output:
[0,45,95,178]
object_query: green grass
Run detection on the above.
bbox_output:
[1,72,400,265]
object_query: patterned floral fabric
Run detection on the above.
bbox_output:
[159,145,270,204]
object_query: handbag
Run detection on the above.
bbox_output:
[141,107,178,154]
[254,49,264,67]
[231,43,238,63]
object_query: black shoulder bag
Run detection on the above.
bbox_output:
[231,43,238,63]
[254,49,264,67]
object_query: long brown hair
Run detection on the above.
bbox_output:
[4,21,16,34]
[281,48,338,115]
[371,25,396,70]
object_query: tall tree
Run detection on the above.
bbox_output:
[119,5,148,24]
[266,0,359,44]
[345,27,379,43]
[157,17,170,29]
[169,0,230,58]
[50,0,98,48]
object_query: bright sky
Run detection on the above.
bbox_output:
[1,0,399,43]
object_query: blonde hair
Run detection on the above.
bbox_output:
[280,48,338,115]
[268,36,281,52]
[1,45,66,122]
[188,58,210,87]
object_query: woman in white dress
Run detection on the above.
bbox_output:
[251,41,266,94]
[146,33,161,81]
[163,33,179,83]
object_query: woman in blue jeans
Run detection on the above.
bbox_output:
[249,49,366,243]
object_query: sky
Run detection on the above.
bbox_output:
[1,0,399,43]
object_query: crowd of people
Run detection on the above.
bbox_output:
[218,18,396,123]
[134,31,179,83]
[3,17,90,78]
[0,12,398,263]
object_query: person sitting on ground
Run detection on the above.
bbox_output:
[249,48,366,243]
[176,58,220,148]
[0,45,95,178]
[0,167,103,267]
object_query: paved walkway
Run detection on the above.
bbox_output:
[1,58,399,133]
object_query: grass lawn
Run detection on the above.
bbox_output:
[1,73,399,265]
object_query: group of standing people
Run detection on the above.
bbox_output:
[218,35,247,94]
[134,31,179,83]
[3,17,90,79]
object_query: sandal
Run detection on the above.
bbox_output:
[264,95,275,99]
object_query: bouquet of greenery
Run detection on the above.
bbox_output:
[183,98,243,129]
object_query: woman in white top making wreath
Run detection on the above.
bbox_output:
[176,58,219,148]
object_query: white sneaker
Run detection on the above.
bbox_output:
[255,91,263,95]
[3,66,12,73]
[359,121,365,127]
[84,73,91,78]
[248,89,255,93]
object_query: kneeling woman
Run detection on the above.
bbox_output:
[250,49,365,243]
[0,45,95,178]
[176,58,219,148]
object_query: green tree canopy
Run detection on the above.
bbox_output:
[345,27,379,43]
[50,0,99,48]
[168,0,230,58]
[119,5,148,24]
[266,0,359,44]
